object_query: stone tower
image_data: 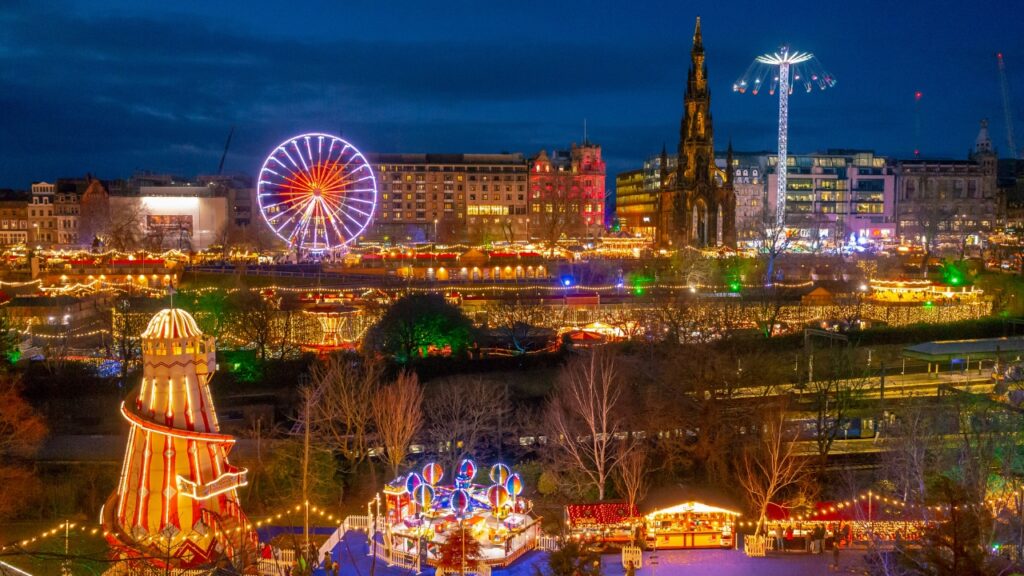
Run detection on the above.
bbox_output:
[657,17,736,247]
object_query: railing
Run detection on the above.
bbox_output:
[622,545,643,568]
[744,534,769,557]
[437,564,491,576]
[537,535,560,552]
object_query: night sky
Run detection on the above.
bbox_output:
[1,0,1022,189]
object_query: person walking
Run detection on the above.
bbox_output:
[832,540,841,571]
[323,551,334,573]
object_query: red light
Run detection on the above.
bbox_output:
[998,52,1003,59]
[914,91,922,100]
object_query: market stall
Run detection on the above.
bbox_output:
[644,501,740,549]
[382,459,541,567]
[565,502,640,545]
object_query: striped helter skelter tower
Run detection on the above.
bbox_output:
[103,308,255,571]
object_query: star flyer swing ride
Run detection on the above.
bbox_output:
[381,459,541,567]
[257,132,378,254]
[734,46,835,235]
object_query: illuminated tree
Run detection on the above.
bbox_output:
[363,294,475,362]
[372,371,423,475]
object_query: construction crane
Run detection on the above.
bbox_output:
[997,53,1018,159]
[217,126,234,175]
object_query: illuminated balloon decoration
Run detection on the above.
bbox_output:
[257,132,377,253]
[487,484,510,509]
[489,463,511,486]
[423,462,443,485]
[505,473,523,497]
[412,483,435,509]
[450,488,471,517]
[458,458,477,481]
[405,472,422,495]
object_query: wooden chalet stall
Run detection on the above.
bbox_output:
[565,502,639,546]
[640,488,741,549]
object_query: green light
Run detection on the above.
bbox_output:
[924,300,934,309]
[729,281,742,292]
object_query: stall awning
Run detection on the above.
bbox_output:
[646,501,741,518]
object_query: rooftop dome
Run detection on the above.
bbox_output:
[141,308,204,340]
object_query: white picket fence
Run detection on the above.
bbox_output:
[744,534,769,558]
[437,564,491,576]
[257,547,296,576]
[622,545,643,569]
[537,535,560,552]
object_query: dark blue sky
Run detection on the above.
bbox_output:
[1,0,1021,189]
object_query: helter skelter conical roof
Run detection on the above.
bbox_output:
[141,308,203,339]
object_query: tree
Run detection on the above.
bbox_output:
[108,297,150,393]
[534,171,583,256]
[372,371,423,475]
[104,200,146,251]
[738,405,807,536]
[893,476,996,576]
[805,349,869,468]
[546,349,629,500]
[424,376,510,475]
[228,290,277,360]
[308,353,380,466]
[539,538,602,576]
[612,444,650,519]
[0,374,47,521]
[0,311,20,367]
[363,294,475,362]
[758,202,793,286]
[914,202,952,278]
[486,301,549,354]
[436,525,482,573]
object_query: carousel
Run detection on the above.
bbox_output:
[382,459,542,567]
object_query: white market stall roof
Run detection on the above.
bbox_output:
[645,501,741,518]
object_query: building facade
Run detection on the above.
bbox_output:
[0,191,30,246]
[613,168,652,236]
[721,153,768,243]
[656,18,735,247]
[766,150,896,244]
[369,153,529,243]
[896,121,999,248]
[529,143,606,242]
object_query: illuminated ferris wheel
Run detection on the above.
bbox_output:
[257,132,377,252]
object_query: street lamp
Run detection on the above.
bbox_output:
[433,219,439,242]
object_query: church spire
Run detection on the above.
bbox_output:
[693,16,703,53]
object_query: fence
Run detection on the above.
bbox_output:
[743,534,769,558]
[437,564,491,576]
[537,535,560,552]
[621,545,643,568]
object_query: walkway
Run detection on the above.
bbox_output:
[313,532,864,576]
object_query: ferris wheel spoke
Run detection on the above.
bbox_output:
[280,146,301,171]
[291,140,311,173]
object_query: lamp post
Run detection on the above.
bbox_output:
[434,219,439,242]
